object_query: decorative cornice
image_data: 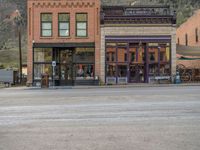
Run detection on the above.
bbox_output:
[32,1,95,8]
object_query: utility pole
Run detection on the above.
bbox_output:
[18,24,22,84]
[14,10,23,85]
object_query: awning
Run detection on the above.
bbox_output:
[177,45,200,56]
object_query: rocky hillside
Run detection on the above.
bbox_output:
[0,0,200,68]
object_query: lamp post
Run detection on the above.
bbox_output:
[14,10,23,84]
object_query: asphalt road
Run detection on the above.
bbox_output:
[0,86,200,150]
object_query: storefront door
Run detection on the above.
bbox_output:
[54,48,74,86]
[129,64,145,83]
[59,49,74,86]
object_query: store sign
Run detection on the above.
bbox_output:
[52,61,56,67]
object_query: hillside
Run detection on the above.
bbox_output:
[0,0,200,68]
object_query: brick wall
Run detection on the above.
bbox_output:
[27,0,101,84]
[177,10,200,47]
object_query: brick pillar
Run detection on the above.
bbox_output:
[171,26,177,82]
[100,27,106,83]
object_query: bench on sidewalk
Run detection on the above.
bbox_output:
[154,76,171,84]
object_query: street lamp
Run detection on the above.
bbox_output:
[14,10,24,84]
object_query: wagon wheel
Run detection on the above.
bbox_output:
[180,73,192,82]
[176,64,186,75]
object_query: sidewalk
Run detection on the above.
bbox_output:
[2,83,200,90]
[50,83,200,89]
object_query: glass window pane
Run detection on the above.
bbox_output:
[77,30,86,37]
[106,64,116,77]
[34,64,52,80]
[58,14,69,21]
[118,65,127,77]
[59,30,69,36]
[59,23,69,30]
[74,48,94,63]
[42,30,52,36]
[42,23,52,29]
[76,14,87,21]
[76,64,94,80]
[149,64,159,76]
[77,23,86,29]
[34,48,52,62]
[160,64,170,76]
[117,48,127,62]
[148,47,158,62]
[41,14,52,21]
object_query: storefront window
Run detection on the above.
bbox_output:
[138,47,145,63]
[106,64,116,77]
[148,45,171,77]
[117,65,127,77]
[106,47,116,62]
[148,47,158,62]
[149,64,159,75]
[34,48,52,62]
[60,50,73,64]
[75,64,94,80]
[74,48,94,63]
[160,47,170,62]
[34,64,52,80]
[106,43,116,47]
[159,64,170,76]
[117,48,127,62]
[129,47,136,62]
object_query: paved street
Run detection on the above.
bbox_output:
[0,86,200,150]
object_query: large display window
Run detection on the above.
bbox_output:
[34,64,52,80]
[75,64,94,80]
[74,48,94,63]
[106,41,171,84]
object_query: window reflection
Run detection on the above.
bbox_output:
[34,48,52,62]
[106,64,116,77]
[75,48,94,63]
[76,64,94,80]
[34,64,52,80]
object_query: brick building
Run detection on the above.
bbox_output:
[27,0,176,86]
[27,0,100,86]
[177,10,200,47]
[176,10,200,72]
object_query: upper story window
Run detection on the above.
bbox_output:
[185,34,188,46]
[177,38,180,45]
[41,13,52,37]
[76,13,87,37]
[58,13,70,37]
[196,28,198,43]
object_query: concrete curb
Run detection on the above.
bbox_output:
[3,83,199,90]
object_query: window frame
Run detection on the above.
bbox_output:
[40,13,53,37]
[76,13,88,37]
[196,28,198,43]
[58,13,70,37]
[185,34,188,46]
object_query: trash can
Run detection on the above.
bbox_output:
[174,72,181,84]
[41,73,49,88]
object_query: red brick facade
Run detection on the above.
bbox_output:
[177,10,200,47]
[27,0,101,84]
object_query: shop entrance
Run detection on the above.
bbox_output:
[129,64,145,83]
[53,48,74,86]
